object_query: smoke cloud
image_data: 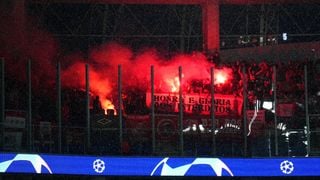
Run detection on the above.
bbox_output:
[1,2,233,112]
[0,1,58,90]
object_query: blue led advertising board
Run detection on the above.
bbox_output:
[1,153,320,176]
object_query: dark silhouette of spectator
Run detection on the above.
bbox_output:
[232,60,243,97]
[93,96,103,114]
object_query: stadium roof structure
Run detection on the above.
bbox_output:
[24,0,320,53]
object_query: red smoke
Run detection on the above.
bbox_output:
[0,1,57,90]
[1,2,234,114]
[88,43,216,93]
[61,60,115,113]
[61,42,235,113]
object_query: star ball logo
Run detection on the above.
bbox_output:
[280,160,294,174]
[93,159,106,173]
[0,154,52,174]
[151,158,233,176]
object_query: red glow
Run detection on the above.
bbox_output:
[165,75,183,93]
[89,44,215,94]
[59,43,235,115]
[61,43,235,109]
[215,68,231,84]
[216,72,226,84]
[61,62,116,114]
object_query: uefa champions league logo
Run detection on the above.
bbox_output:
[93,159,105,173]
[150,157,233,176]
[280,160,294,174]
[0,154,52,174]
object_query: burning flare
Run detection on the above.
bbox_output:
[166,76,181,93]
[215,71,227,84]
[214,68,231,85]
[101,98,116,115]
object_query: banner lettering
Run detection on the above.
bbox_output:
[146,92,243,116]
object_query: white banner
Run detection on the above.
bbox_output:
[146,92,243,116]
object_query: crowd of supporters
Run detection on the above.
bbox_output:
[2,58,320,156]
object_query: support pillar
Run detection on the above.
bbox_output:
[13,0,26,46]
[202,0,220,53]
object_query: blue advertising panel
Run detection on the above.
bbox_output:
[1,153,320,176]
